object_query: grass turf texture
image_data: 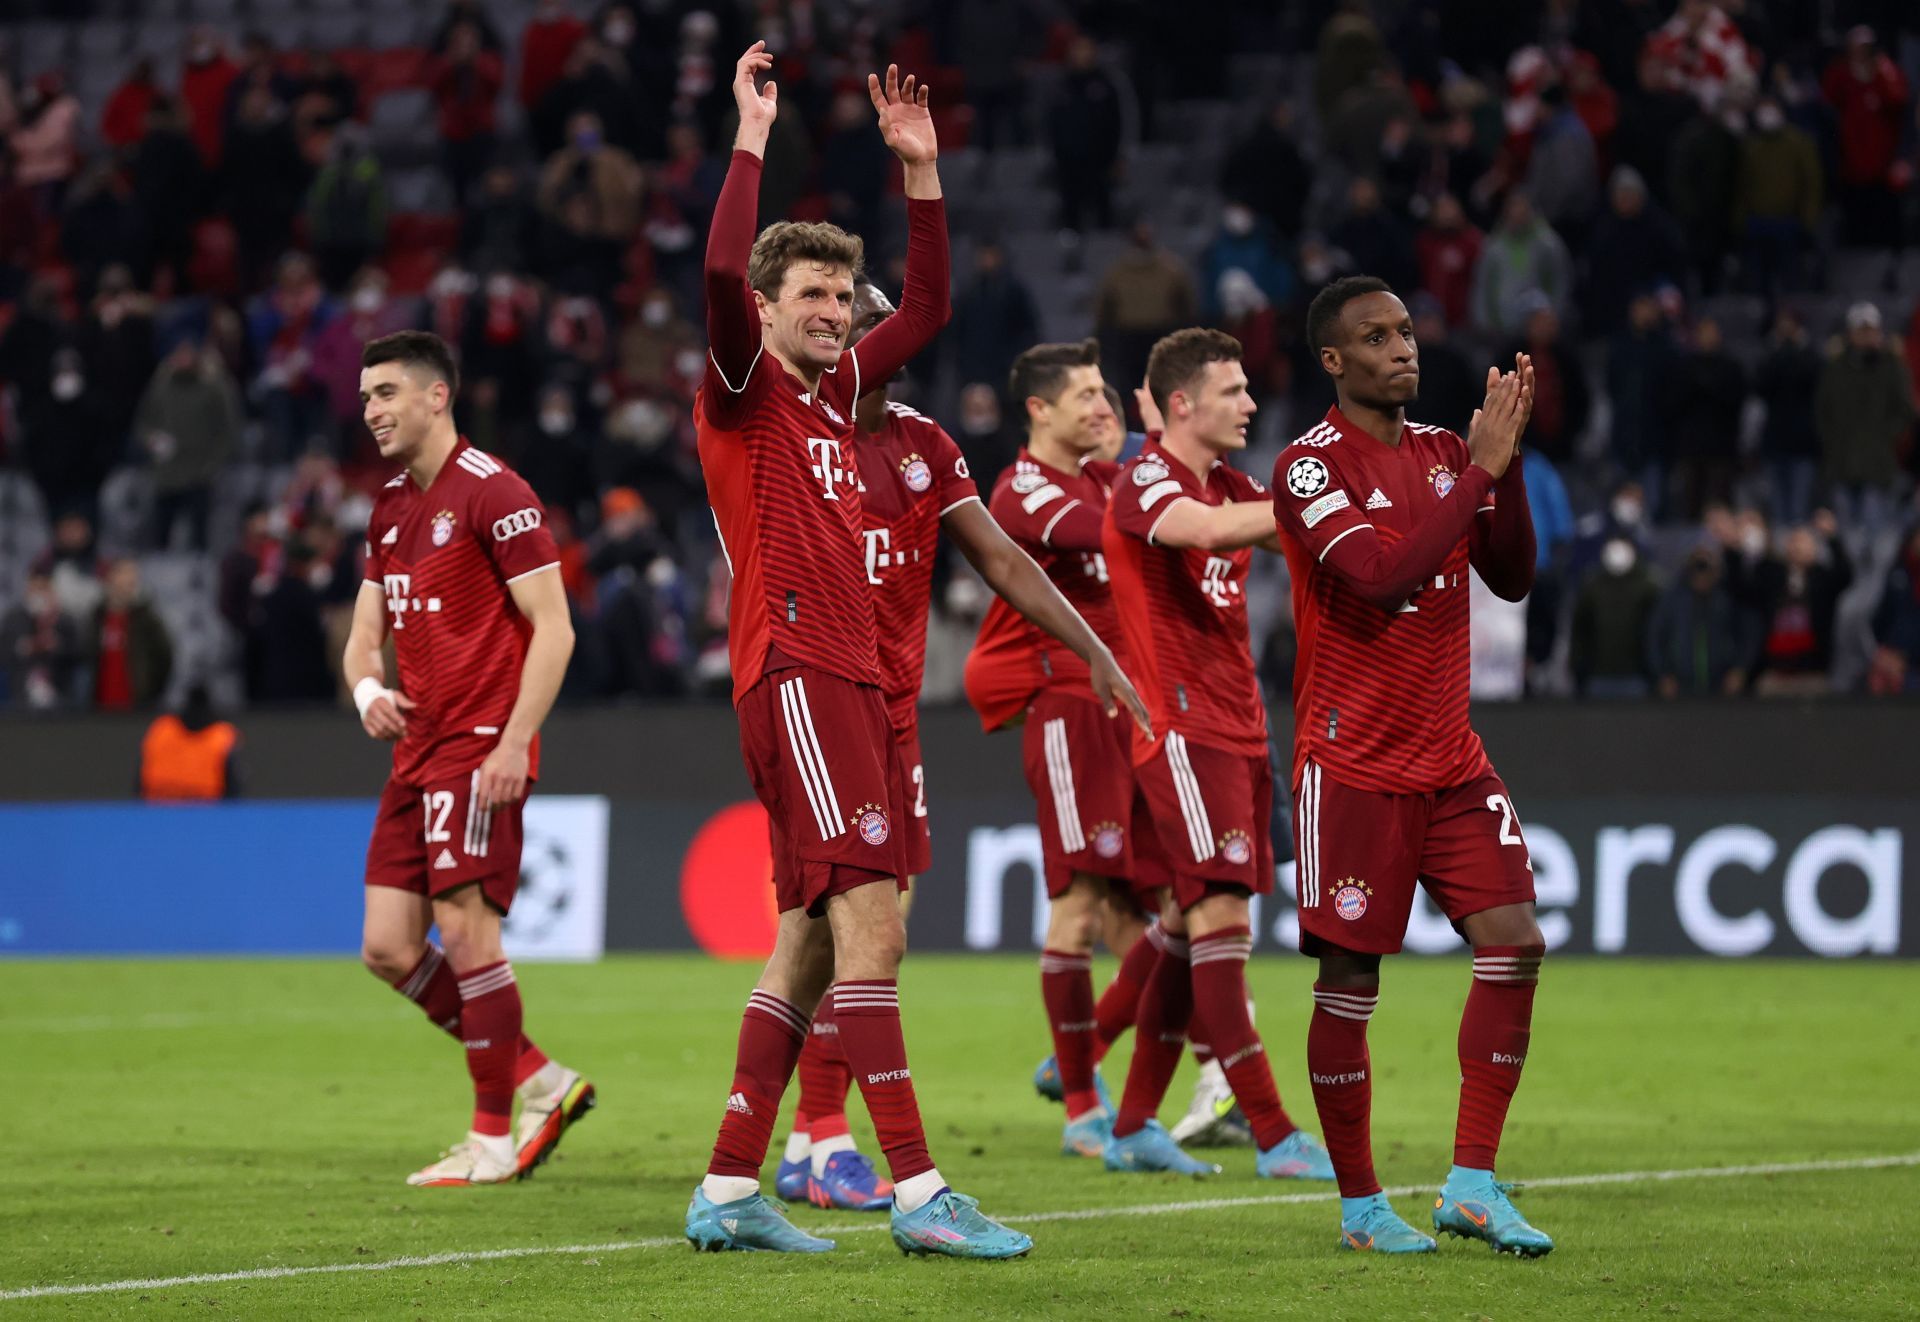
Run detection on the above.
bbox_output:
[3,955,1915,1319]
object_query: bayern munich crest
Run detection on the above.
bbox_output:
[431,510,456,546]
[1333,878,1373,921]
[1092,822,1125,858]
[1219,830,1252,866]
[900,454,932,492]
[1428,466,1457,498]
[854,803,891,846]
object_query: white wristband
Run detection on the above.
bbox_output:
[353,676,392,720]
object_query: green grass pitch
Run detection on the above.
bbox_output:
[3,955,1916,1319]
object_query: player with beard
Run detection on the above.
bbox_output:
[1273,276,1549,1255]
[773,285,1149,1208]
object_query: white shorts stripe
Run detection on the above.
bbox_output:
[1300,763,1322,909]
[788,677,846,835]
[778,679,841,841]
[1042,718,1087,853]
[1164,733,1215,864]
[465,772,482,856]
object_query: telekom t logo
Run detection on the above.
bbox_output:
[863,527,892,584]
[1200,556,1238,608]
[807,436,852,501]
[383,573,412,629]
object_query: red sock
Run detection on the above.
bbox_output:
[1309,983,1380,1198]
[455,961,523,1138]
[1190,927,1294,1148]
[1455,946,1542,1170]
[1040,949,1099,1116]
[794,994,852,1141]
[707,990,810,1178]
[1094,925,1161,1062]
[394,944,552,1089]
[1113,936,1191,1138]
[833,979,934,1183]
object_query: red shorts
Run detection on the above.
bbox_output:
[895,726,932,879]
[364,770,524,914]
[1136,732,1274,912]
[1022,690,1157,905]
[739,665,911,916]
[1294,762,1537,955]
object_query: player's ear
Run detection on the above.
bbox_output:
[1024,394,1047,428]
[1320,345,1343,379]
[753,288,772,326]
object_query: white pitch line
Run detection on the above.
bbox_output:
[4,1152,1916,1302]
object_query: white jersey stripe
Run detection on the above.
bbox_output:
[778,680,836,840]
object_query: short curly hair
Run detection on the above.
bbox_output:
[747,221,866,298]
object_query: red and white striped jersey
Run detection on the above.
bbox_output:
[850,402,979,736]
[1272,407,1493,794]
[362,439,559,785]
[1103,440,1269,760]
[963,449,1125,731]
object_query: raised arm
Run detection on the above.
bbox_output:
[846,65,949,390]
[705,44,777,393]
[1469,354,1538,601]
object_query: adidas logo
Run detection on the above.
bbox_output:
[721,1218,739,1234]
[726,1091,752,1115]
[1365,488,1393,510]
[381,525,399,545]
[434,848,457,870]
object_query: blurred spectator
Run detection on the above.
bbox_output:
[0,568,82,709]
[305,126,388,291]
[1641,0,1754,111]
[138,333,240,551]
[533,38,641,161]
[1668,100,1740,293]
[1330,176,1416,297]
[1313,2,1387,121]
[1565,52,1619,168]
[88,558,174,712]
[217,502,273,637]
[945,0,1041,151]
[1614,48,1697,206]
[1648,542,1758,696]
[311,268,414,454]
[100,58,161,153]
[954,381,1015,476]
[39,514,106,621]
[1820,26,1909,252]
[79,264,157,448]
[1815,303,1914,532]
[1570,535,1659,697]
[1868,523,1920,696]
[1095,222,1195,405]
[246,536,335,702]
[537,111,642,291]
[20,345,119,526]
[1407,294,1476,435]
[510,381,596,518]
[1200,203,1293,319]
[587,487,685,696]
[1755,307,1820,525]
[138,683,239,800]
[520,0,588,113]
[463,165,537,276]
[434,0,504,55]
[1523,450,1577,680]
[1526,83,1600,242]
[461,270,543,423]
[1510,295,1589,466]
[1751,511,1852,697]
[3,71,82,210]
[1583,166,1687,334]
[1569,478,1655,587]
[128,98,206,291]
[616,286,701,399]
[179,29,239,167]
[1049,34,1123,234]
[820,88,892,248]
[222,83,308,290]
[1734,95,1821,302]
[1220,101,1312,240]
[1470,190,1573,340]
[0,149,36,297]
[1606,293,1678,503]
[1469,569,1527,699]
[221,34,298,127]
[59,163,150,295]
[292,52,358,136]
[1666,315,1747,517]
[1414,192,1482,329]
[666,10,733,151]
[951,240,1039,398]
[432,21,506,208]
[1215,270,1282,403]
[247,253,338,462]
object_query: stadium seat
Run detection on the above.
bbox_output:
[369,89,435,154]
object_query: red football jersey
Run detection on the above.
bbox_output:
[963,449,1124,731]
[362,439,560,785]
[1103,440,1270,760]
[1272,406,1494,794]
[851,402,980,735]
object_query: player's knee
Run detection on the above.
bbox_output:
[360,939,416,984]
[836,911,906,979]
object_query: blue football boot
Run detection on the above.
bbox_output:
[1432,1171,1555,1257]
[1103,1119,1220,1176]
[891,1189,1033,1259]
[805,1149,894,1211]
[1061,1108,1113,1158]
[1033,1054,1063,1103]
[773,1155,810,1202]
[1339,1193,1438,1254]
[685,1187,834,1253]
[1256,1128,1337,1180]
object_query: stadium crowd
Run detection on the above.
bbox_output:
[2,0,1920,717]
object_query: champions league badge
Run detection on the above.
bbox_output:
[1012,471,1046,494]
[1286,456,1330,498]
[1092,822,1125,858]
[1219,830,1253,866]
[431,510,457,546]
[1333,877,1373,921]
[1133,460,1170,485]
[1428,466,1457,498]
[854,803,891,846]
[900,454,932,492]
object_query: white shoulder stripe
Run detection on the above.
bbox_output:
[1138,479,1185,511]
[709,343,765,396]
